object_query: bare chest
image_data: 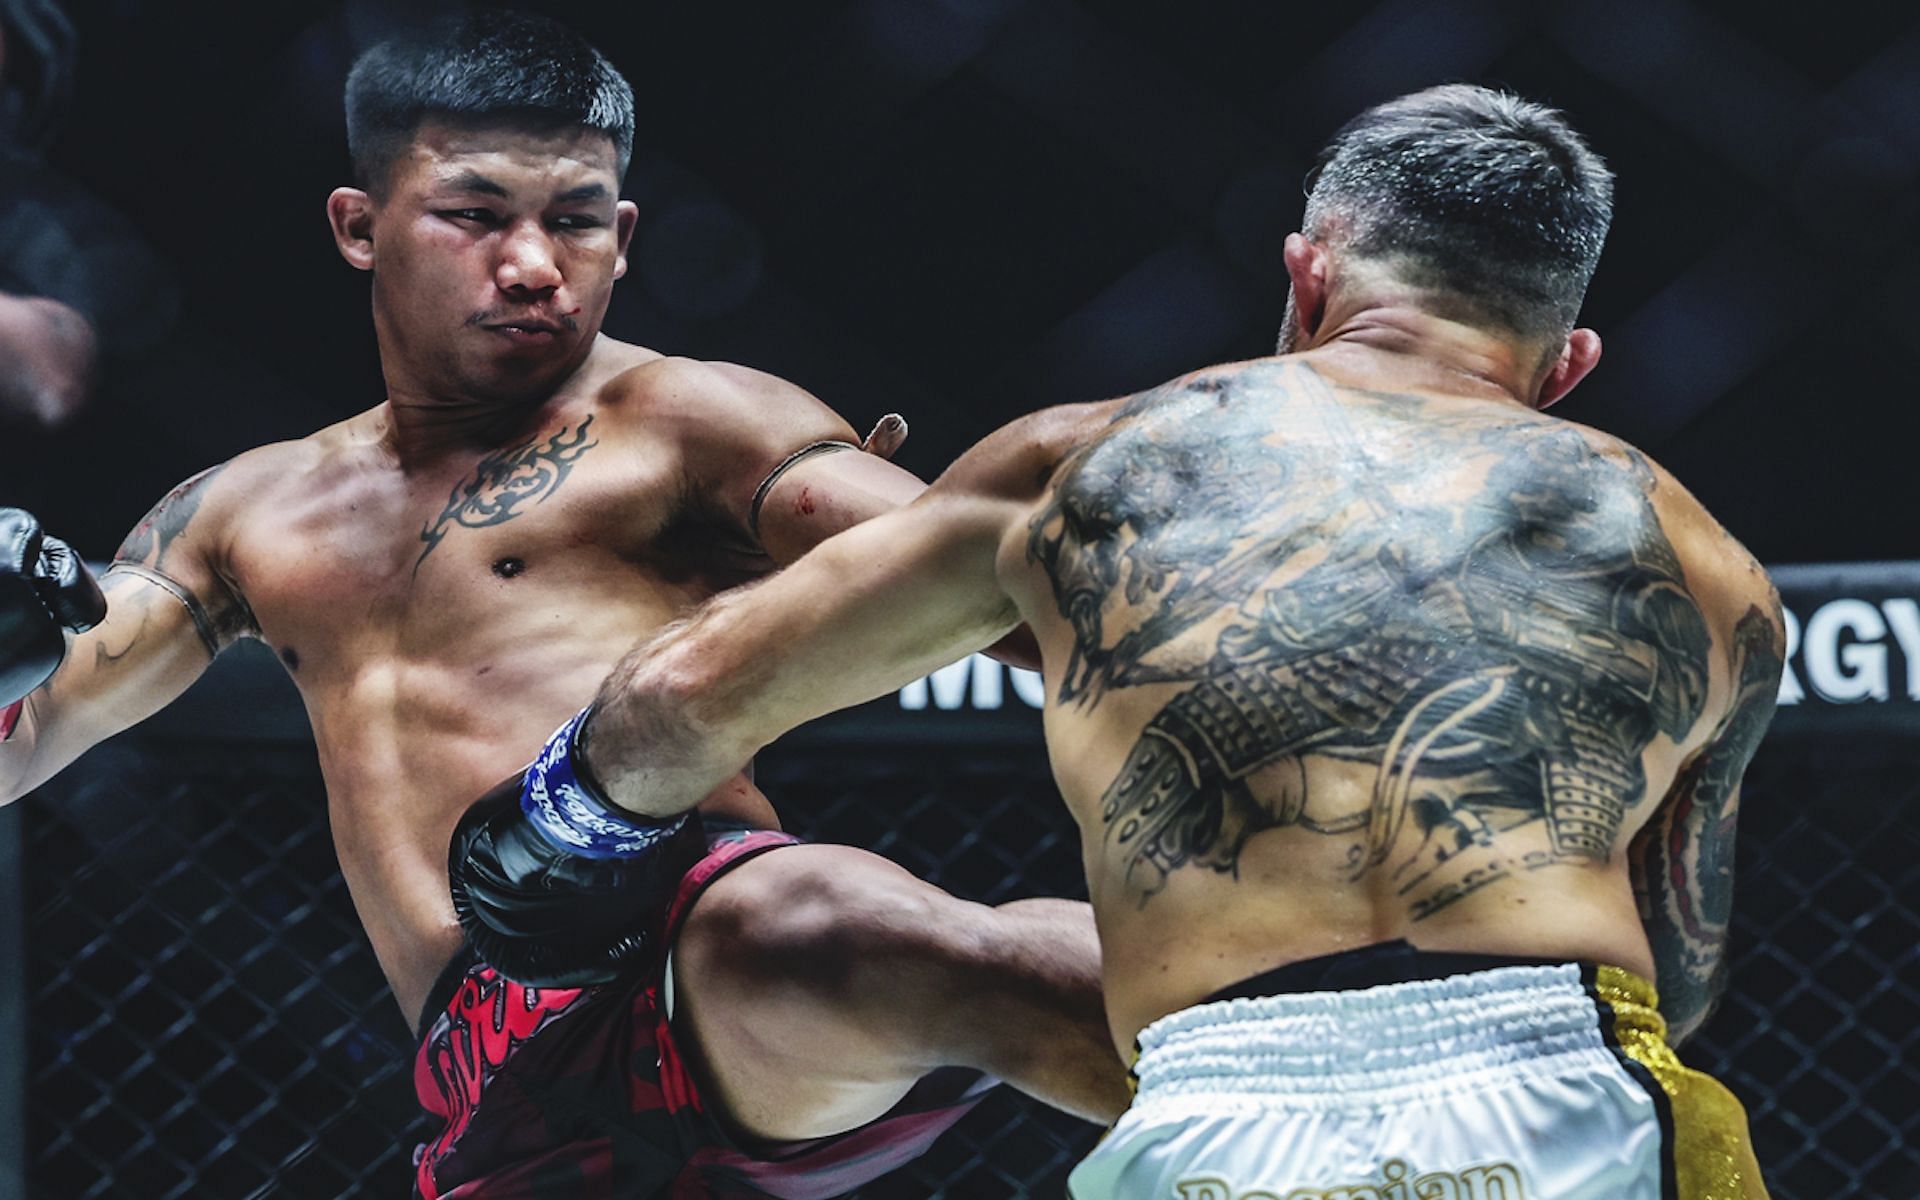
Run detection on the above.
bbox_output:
[227,433,766,684]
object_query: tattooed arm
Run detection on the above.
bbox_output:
[1629,592,1784,1045]
[0,462,254,802]
[583,407,1088,818]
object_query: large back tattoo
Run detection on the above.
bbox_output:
[1028,363,1716,916]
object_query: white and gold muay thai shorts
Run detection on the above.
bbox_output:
[1068,942,1766,1200]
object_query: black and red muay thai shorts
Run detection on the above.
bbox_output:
[413,826,993,1199]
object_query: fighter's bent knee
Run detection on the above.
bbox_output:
[687,846,970,997]
[449,707,704,987]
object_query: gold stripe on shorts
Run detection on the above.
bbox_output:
[1592,964,1770,1200]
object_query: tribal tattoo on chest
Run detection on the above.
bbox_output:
[1027,363,1728,917]
[416,417,599,570]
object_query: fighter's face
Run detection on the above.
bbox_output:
[365,120,638,401]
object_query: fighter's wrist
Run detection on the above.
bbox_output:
[519,706,687,859]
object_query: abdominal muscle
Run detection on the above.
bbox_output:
[303,653,775,1027]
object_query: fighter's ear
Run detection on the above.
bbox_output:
[1283,232,1332,345]
[612,199,639,281]
[1537,328,1602,410]
[327,188,377,272]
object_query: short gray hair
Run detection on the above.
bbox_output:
[1303,84,1613,338]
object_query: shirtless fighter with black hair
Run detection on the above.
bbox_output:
[537,86,1782,1198]
[0,12,1123,1198]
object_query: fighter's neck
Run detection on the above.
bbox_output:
[376,338,614,462]
[1304,304,1548,408]
[380,392,562,461]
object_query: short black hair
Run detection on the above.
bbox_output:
[344,10,634,193]
[1303,84,1613,338]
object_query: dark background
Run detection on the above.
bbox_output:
[7,3,1920,1199]
[4,0,1916,563]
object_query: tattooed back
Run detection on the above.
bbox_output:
[1006,358,1781,1043]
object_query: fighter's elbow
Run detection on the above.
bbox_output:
[1653,946,1729,1048]
[1665,996,1717,1048]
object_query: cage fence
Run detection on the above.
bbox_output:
[13,724,1916,1199]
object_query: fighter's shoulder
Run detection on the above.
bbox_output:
[933,401,1118,502]
[1568,421,1780,639]
[117,435,321,558]
[226,431,334,489]
[596,355,856,451]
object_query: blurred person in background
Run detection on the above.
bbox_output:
[0,0,173,430]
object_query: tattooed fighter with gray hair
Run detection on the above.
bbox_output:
[551,85,1782,1198]
[0,12,1125,1198]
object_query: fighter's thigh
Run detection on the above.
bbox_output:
[671,843,990,1140]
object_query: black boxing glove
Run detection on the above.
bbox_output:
[449,707,705,988]
[1,508,106,709]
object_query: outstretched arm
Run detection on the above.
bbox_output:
[581,407,1083,817]
[1629,600,1784,1044]
[584,482,1023,817]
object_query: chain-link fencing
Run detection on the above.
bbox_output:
[16,723,1916,1199]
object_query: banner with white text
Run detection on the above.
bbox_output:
[789,561,1920,746]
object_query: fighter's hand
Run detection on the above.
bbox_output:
[0,295,98,430]
[448,707,705,987]
[861,413,909,460]
[1,508,107,708]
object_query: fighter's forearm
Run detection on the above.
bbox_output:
[1638,605,1781,1044]
[579,622,755,819]
[0,569,229,806]
[0,676,114,806]
[580,694,732,820]
[582,474,1027,820]
[1635,837,1728,1044]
